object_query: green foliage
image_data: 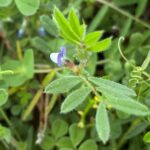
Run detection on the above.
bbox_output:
[40,15,58,37]
[15,0,40,16]
[57,137,73,149]
[0,0,150,149]
[96,103,110,144]
[0,0,12,7]
[45,76,82,93]
[61,87,91,113]
[106,95,150,116]
[31,37,51,54]
[78,139,97,150]
[51,119,68,138]
[88,77,136,97]
[143,132,150,143]
[69,124,85,146]
[2,49,34,87]
[40,136,55,150]
[53,7,111,52]
[0,125,11,143]
[0,89,8,106]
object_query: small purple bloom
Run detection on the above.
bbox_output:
[38,27,46,37]
[17,28,24,38]
[50,46,66,67]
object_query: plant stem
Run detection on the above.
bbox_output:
[16,41,23,60]
[79,75,102,100]
[22,71,56,120]
[45,94,58,116]
[96,59,111,65]
[97,0,150,29]
[116,119,141,150]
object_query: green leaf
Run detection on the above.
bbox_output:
[88,77,136,97]
[61,87,91,113]
[31,37,51,54]
[136,0,148,17]
[15,0,40,16]
[45,76,82,93]
[0,0,12,7]
[96,103,110,144]
[69,124,85,146]
[51,119,68,138]
[53,8,81,44]
[130,33,143,48]
[40,135,55,150]
[106,95,150,116]
[0,89,8,106]
[59,148,73,150]
[143,131,150,143]
[87,37,111,52]
[79,23,86,39]
[68,9,81,37]
[1,49,34,87]
[125,122,148,140]
[40,15,58,37]
[84,31,103,46]
[57,137,73,148]
[0,125,11,143]
[79,139,97,150]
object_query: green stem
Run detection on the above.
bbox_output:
[97,0,150,29]
[34,68,62,74]
[22,71,56,120]
[116,119,141,150]
[96,59,111,65]
[45,94,58,117]
[79,75,101,100]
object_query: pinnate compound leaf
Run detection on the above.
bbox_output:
[69,124,85,146]
[96,103,110,144]
[45,76,82,93]
[88,77,136,97]
[0,89,8,106]
[61,87,91,113]
[79,139,97,150]
[15,0,40,16]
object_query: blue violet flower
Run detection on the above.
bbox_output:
[50,46,66,67]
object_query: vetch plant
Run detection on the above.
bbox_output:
[45,8,150,144]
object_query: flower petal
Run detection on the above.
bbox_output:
[60,46,66,56]
[50,53,59,63]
